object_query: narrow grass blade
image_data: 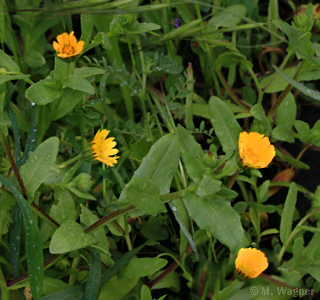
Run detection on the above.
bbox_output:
[22,103,37,164]
[84,252,101,300]
[0,174,43,298]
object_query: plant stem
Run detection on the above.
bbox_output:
[226,170,240,189]
[55,153,82,169]
[111,167,125,188]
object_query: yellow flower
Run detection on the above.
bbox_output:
[235,247,268,279]
[238,131,275,169]
[53,31,85,58]
[91,129,119,167]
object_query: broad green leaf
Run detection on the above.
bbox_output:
[119,257,167,279]
[250,103,272,133]
[0,49,20,72]
[151,270,180,293]
[74,67,105,78]
[208,5,247,28]
[276,92,296,127]
[20,137,59,200]
[51,88,83,120]
[260,67,297,93]
[80,205,109,252]
[124,133,180,196]
[292,237,304,262]
[50,220,96,254]
[197,174,221,197]
[272,125,295,143]
[176,125,206,182]
[50,189,76,224]
[215,52,252,70]
[98,277,138,300]
[125,178,166,216]
[84,252,101,300]
[294,120,310,143]
[63,75,95,94]
[183,191,245,252]
[53,57,73,84]
[25,79,62,105]
[66,186,96,200]
[24,50,46,68]
[0,174,43,298]
[280,183,297,244]
[209,96,242,154]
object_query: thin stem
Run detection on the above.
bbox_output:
[226,169,240,189]
[216,70,251,110]
[296,145,309,162]
[147,245,192,289]
[55,153,82,169]
[30,202,59,228]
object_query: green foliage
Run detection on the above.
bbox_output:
[1,0,320,299]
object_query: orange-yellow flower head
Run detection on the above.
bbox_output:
[53,31,85,58]
[235,247,268,279]
[91,129,119,167]
[238,132,275,169]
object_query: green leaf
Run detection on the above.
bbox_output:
[250,103,272,133]
[176,125,206,182]
[50,220,96,254]
[84,252,101,300]
[141,285,152,300]
[209,96,242,154]
[37,285,84,300]
[24,50,46,68]
[0,74,29,85]
[81,14,94,45]
[80,205,109,252]
[66,186,96,200]
[275,148,309,169]
[74,67,105,78]
[121,133,180,200]
[63,75,95,94]
[0,49,20,72]
[125,178,166,216]
[151,270,180,293]
[51,88,83,120]
[53,57,73,84]
[25,79,62,105]
[280,183,298,244]
[294,120,310,143]
[125,22,161,34]
[183,191,245,252]
[50,189,76,225]
[274,65,320,101]
[119,257,167,279]
[276,92,296,127]
[208,5,247,28]
[20,137,59,200]
[0,174,43,298]
[272,125,295,143]
[98,277,138,300]
[260,67,297,93]
[197,174,221,197]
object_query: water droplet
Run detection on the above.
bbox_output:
[29,220,33,225]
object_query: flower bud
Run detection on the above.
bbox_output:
[0,68,7,75]
[202,151,216,168]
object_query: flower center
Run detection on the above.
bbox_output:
[243,148,259,165]
[63,45,75,55]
